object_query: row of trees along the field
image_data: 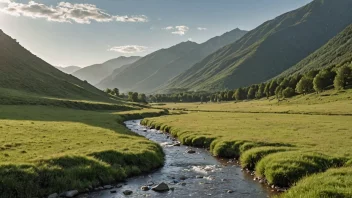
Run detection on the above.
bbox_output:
[105,88,147,103]
[148,63,352,103]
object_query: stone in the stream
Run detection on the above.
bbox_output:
[98,187,104,190]
[181,182,186,186]
[141,186,150,191]
[110,190,117,194]
[116,184,123,188]
[151,182,170,192]
[123,190,133,195]
[63,190,78,197]
[196,175,203,179]
[227,190,234,193]
[173,142,181,146]
[186,149,196,154]
[147,181,154,186]
[104,185,113,189]
[48,193,58,198]
[179,175,187,180]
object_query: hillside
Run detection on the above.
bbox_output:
[0,30,113,101]
[56,66,81,74]
[72,56,140,85]
[163,0,352,92]
[277,23,352,77]
[96,28,247,93]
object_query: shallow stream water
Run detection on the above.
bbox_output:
[87,120,272,198]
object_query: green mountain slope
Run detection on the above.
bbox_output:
[164,0,352,92]
[72,56,140,85]
[96,28,247,93]
[0,30,112,101]
[56,66,81,74]
[277,24,352,77]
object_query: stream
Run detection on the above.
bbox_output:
[87,120,273,198]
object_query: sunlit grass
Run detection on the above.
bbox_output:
[0,105,165,197]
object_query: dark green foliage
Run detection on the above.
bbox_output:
[105,88,112,94]
[282,87,295,98]
[313,69,335,92]
[247,86,256,99]
[112,88,119,96]
[334,66,351,90]
[163,0,352,92]
[269,80,278,96]
[255,83,265,99]
[235,88,246,101]
[296,77,314,94]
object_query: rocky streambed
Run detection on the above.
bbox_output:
[79,120,274,198]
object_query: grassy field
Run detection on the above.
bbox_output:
[0,105,166,197]
[143,90,352,197]
[152,89,352,115]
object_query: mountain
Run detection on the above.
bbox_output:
[276,24,352,77]
[163,0,352,92]
[56,66,81,74]
[72,56,140,85]
[96,28,248,93]
[0,30,111,100]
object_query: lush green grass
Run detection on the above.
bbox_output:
[143,91,352,197]
[282,167,352,198]
[0,105,166,197]
[152,89,352,115]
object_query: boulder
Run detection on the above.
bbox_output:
[173,142,181,146]
[103,185,113,189]
[116,184,123,188]
[186,150,196,154]
[110,190,117,194]
[152,182,169,192]
[63,190,78,197]
[141,186,149,191]
[123,190,133,195]
[48,193,58,198]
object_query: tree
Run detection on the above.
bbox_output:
[282,87,295,98]
[138,93,147,103]
[129,92,139,102]
[275,86,283,99]
[279,78,290,88]
[105,88,112,94]
[234,88,246,101]
[296,77,313,95]
[334,66,351,90]
[255,83,265,99]
[264,83,270,98]
[269,80,278,96]
[112,88,119,96]
[247,87,256,99]
[313,69,335,93]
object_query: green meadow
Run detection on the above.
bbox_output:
[143,90,352,197]
[0,105,166,197]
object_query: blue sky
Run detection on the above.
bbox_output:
[0,0,312,67]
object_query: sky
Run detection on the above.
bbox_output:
[0,0,312,67]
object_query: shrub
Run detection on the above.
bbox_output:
[282,167,352,198]
[240,147,293,170]
[255,151,344,187]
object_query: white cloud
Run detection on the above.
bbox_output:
[197,27,207,31]
[172,26,189,35]
[163,26,174,30]
[163,25,189,36]
[0,1,148,24]
[108,45,147,54]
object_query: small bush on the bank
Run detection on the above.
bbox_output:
[240,147,294,170]
[211,140,248,158]
[255,151,344,187]
[281,167,352,198]
[345,159,352,167]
